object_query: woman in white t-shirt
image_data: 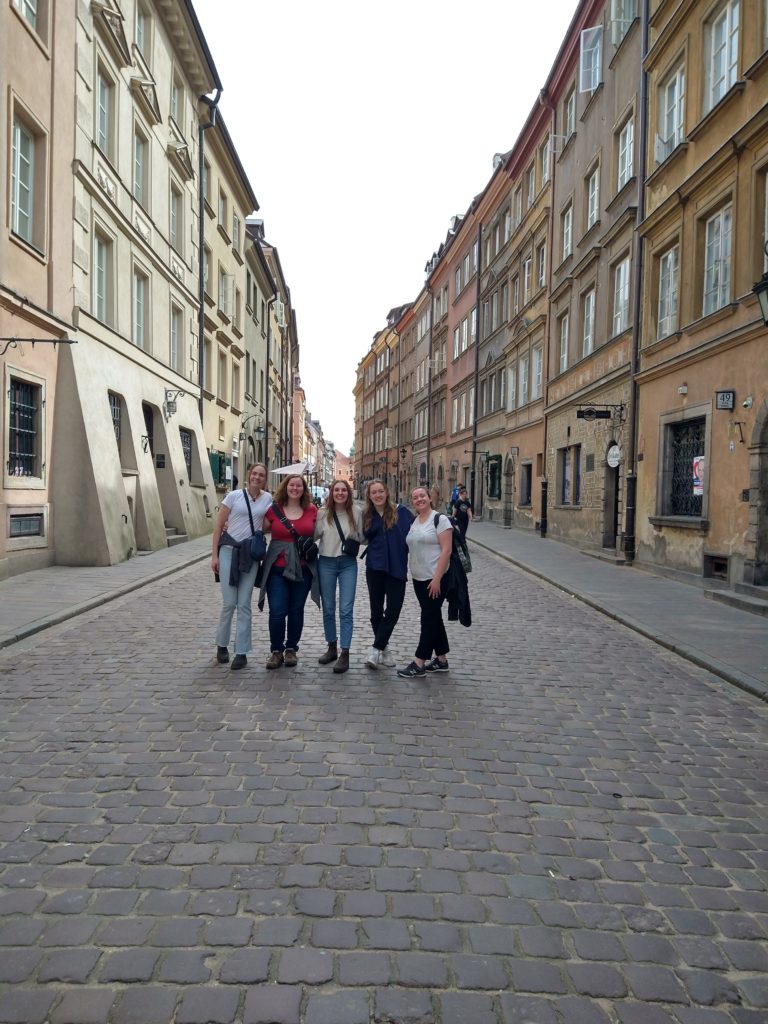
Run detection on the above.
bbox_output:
[397,486,454,678]
[211,463,271,670]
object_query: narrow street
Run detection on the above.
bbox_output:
[0,547,766,1024]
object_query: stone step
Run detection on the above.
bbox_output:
[704,589,768,618]
[166,533,189,547]
[164,526,177,538]
[735,582,768,600]
[580,548,626,566]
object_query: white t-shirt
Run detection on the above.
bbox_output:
[406,513,453,581]
[222,488,272,543]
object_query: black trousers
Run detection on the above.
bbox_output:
[366,569,407,651]
[412,577,449,661]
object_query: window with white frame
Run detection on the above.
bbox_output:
[559,312,569,373]
[611,0,636,44]
[537,243,546,289]
[203,245,211,294]
[217,351,227,402]
[499,369,506,409]
[501,282,509,322]
[518,355,530,406]
[13,0,39,32]
[132,267,149,349]
[491,292,499,332]
[617,117,634,190]
[657,244,680,338]
[480,379,487,418]
[463,252,470,281]
[704,0,740,114]
[471,306,477,343]
[532,346,543,400]
[93,229,113,325]
[579,25,603,92]
[453,326,460,360]
[703,203,732,315]
[562,203,573,261]
[526,165,535,208]
[135,1,150,60]
[455,266,461,296]
[452,397,458,433]
[11,116,35,246]
[218,189,228,229]
[583,289,595,355]
[468,386,475,426]
[7,373,43,480]
[133,127,148,208]
[232,213,241,252]
[514,187,522,227]
[170,73,183,126]
[523,257,532,304]
[170,302,183,372]
[612,257,630,335]
[512,276,520,316]
[459,392,466,430]
[587,167,600,229]
[507,362,517,410]
[540,136,550,185]
[656,65,685,163]
[565,88,576,138]
[461,317,468,352]
[170,182,182,254]
[489,373,497,411]
[96,62,115,160]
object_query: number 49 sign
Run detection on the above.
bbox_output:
[716,390,735,411]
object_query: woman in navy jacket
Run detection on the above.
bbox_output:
[362,480,413,668]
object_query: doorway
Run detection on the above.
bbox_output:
[602,446,619,549]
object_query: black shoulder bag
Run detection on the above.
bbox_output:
[271,502,318,562]
[244,490,267,562]
[332,511,360,558]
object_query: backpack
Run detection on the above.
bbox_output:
[433,513,472,575]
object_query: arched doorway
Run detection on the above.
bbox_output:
[746,400,768,585]
[602,440,620,549]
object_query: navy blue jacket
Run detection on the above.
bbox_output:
[364,505,413,580]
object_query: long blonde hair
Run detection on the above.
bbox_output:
[363,479,397,531]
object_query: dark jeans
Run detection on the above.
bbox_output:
[412,577,449,662]
[266,565,312,651]
[366,568,406,651]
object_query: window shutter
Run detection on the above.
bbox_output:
[579,26,602,93]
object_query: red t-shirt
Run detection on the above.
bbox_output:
[265,503,317,567]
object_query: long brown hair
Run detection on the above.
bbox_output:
[363,479,397,531]
[323,479,354,520]
[273,474,311,509]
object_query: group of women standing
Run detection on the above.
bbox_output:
[212,467,456,677]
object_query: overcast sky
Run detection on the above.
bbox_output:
[193,0,579,455]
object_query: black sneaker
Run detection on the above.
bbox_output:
[397,661,426,678]
[231,654,247,670]
[424,657,449,672]
[216,646,229,664]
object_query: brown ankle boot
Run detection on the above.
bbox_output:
[318,643,338,665]
[333,649,350,674]
[284,648,298,667]
[266,651,284,670]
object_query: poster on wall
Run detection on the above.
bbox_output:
[692,455,705,496]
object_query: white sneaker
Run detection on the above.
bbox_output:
[380,647,396,667]
[365,646,380,670]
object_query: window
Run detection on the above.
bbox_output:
[499,369,506,408]
[487,455,502,500]
[482,301,490,339]
[501,282,509,323]
[170,182,182,253]
[8,377,41,478]
[519,355,530,406]
[217,351,227,401]
[583,289,595,355]
[562,203,573,261]
[170,302,183,372]
[512,276,520,316]
[587,168,600,229]
[96,62,115,160]
[532,346,543,400]
[704,1,739,113]
[491,293,499,333]
[541,136,550,185]
[663,417,705,516]
[135,2,150,59]
[526,165,535,208]
[612,257,630,335]
[132,267,149,349]
[133,127,148,208]
[203,160,211,205]
[93,229,113,325]
[468,386,475,426]
[508,362,517,410]
[455,266,462,296]
[170,74,183,125]
[559,313,569,373]
[13,0,39,31]
[520,464,532,506]
[218,189,228,228]
[523,257,532,304]
[537,243,546,289]
[658,245,679,338]
[453,326,460,360]
[233,213,241,252]
[611,0,636,44]
[657,65,685,163]
[703,204,732,315]
[471,306,477,344]
[11,117,35,245]
[617,117,634,190]
[560,447,571,504]
[459,392,466,430]
[565,88,576,138]
[108,391,122,447]
[480,379,487,417]
[514,187,522,227]
[579,26,603,92]
[203,245,211,294]
[452,397,458,433]
[179,428,192,480]
[462,317,469,352]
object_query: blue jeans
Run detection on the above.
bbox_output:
[266,564,312,652]
[318,555,358,650]
[215,545,258,655]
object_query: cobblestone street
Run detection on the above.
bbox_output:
[0,548,767,1024]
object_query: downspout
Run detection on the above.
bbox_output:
[426,286,433,488]
[264,295,275,468]
[470,222,483,512]
[539,89,557,539]
[197,88,221,423]
[623,0,650,563]
[394,325,402,503]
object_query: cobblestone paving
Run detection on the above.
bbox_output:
[0,550,767,1023]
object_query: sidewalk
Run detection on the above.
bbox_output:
[0,536,210,648]
[467,520,768,702]
[1,524,766,701]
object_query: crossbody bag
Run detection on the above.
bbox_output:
[332,511,360,558]
[243,489,267,562]
[271,503,318,562]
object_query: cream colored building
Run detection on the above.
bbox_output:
[62,0,220,564]
[241,220,276,468]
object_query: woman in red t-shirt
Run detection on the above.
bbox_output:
[261,474,319,669]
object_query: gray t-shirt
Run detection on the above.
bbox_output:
[406,513,453,581]
[222,489,272,543]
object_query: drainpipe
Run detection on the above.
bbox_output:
[197,88,221,423]
[623,0,650,563]
[426,286,433,489]
[539,88,557,538]
[264,295,275,468]
[470,221,483,512]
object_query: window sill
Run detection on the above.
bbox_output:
[578,220,601,248]
[204,198,215,219]
[580,82,604,122]
[10,5,50,56]
[646,142,688,185]
[4,476,45,491]
[557,131,577,163]
[9,232,47,266]
[744,48,768,81]
[606,176,636,214]
[232,249,244,266]
[204,290,215,308]
[688,82,746,142]
[552,504,582,511]
[649,516,709,531]
[608,18,639,69]
[684,302,738,336]
[217,224,232,245]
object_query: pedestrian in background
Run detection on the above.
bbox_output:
[315,479,363,674]
[259,475,319,670]
[452,486,474,540]
[362,480,413,669]
[211,463,271,670]
[398,486,453,678]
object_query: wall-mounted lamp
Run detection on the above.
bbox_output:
[164,389,185,421]
[752,242,768,324]
[140,435,150,453]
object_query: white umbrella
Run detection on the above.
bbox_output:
[271,460,316,475]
